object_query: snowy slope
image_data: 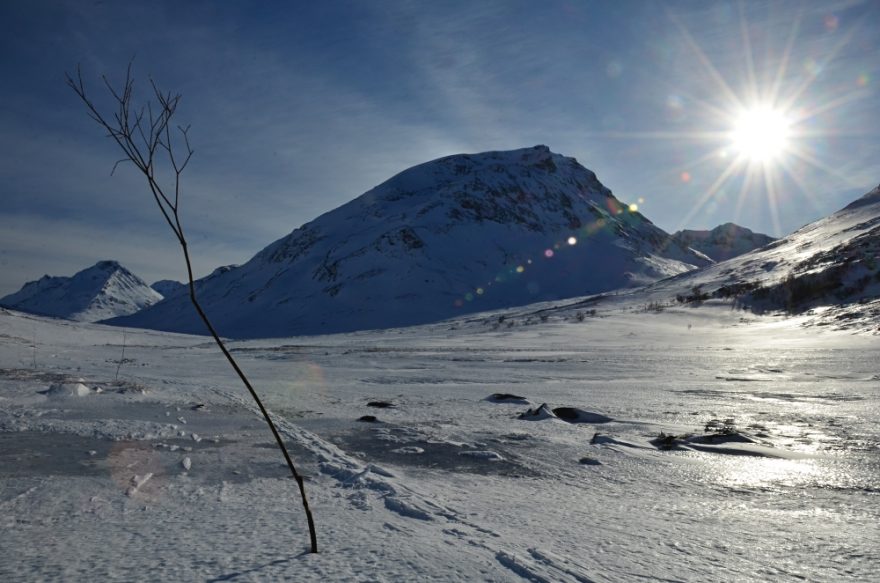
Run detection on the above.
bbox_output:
[673,222,775,262]
[112,146,709,338]
[462,185,880,335]
[0,260,162,322]
[512,184,880,332]
[657,184,880,313]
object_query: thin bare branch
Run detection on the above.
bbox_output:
[68,63,318,554]
[110,158,132,176]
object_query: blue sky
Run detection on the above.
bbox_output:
[2,0,878,295]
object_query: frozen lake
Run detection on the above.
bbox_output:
[1,306,877,581]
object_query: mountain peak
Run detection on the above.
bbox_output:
[93,259,123,271]
[151,279,186,298]
[0,261,161,321]
[112,146,710,338]
[673,223,775,262]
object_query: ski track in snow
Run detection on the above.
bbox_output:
[210,385,597,582]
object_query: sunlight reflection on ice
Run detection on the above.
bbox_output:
[711,456,822,490]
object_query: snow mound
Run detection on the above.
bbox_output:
[518,403,558,421]
[43,382,92,399]
[518,403,612,423]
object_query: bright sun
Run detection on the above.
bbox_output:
[730,106,792,162]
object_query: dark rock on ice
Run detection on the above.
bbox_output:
[551,407,612,424]
[486,393,529,404]
[687,431,758,445]
[650,432,690,450]
[367,401,395,408]
[651,428,762,452]
[357,415,379,423]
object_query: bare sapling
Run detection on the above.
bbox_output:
[67,64,318,553]
[115,327,126,381]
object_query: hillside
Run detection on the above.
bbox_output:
[110,146,710,337]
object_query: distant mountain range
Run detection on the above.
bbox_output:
[0,260,161,321]
[110,146,712,337]
[7,147,875,336]
[672,223,775,262]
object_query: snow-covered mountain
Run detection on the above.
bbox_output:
[672,223,775,262]
[150,279,185,298]
[110,145,710,337]
[635,184,880,324]
[0,260,162,322]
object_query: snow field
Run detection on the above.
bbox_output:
[1,306,878,581]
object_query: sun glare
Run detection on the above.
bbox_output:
[578,7,866,237]
[731,107,792,162]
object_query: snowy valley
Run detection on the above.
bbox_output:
[1,150,878,582]
[1,297,878,581]
[5,0,880,579]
